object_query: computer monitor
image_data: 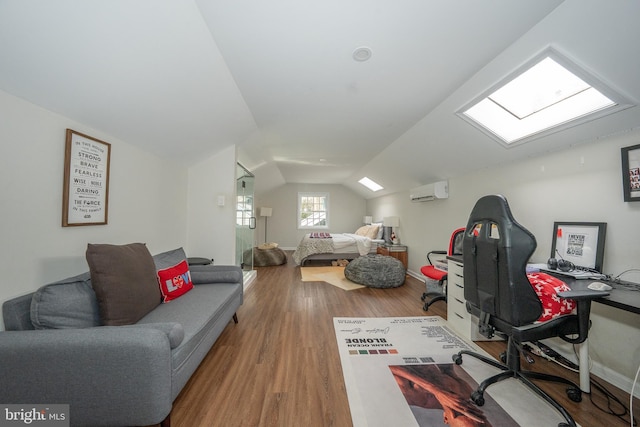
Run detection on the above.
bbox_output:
[550,222,607,272]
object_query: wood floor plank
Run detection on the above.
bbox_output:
[164,252,638,427]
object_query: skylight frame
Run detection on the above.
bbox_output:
[457,47,634,148]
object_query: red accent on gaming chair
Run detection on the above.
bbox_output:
[420,227,465,311]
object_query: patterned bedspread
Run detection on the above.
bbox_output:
[292,233,372,265]
[293,235,334,265]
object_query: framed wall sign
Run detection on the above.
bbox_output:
[62,129,111,226]
[621,143,640,202]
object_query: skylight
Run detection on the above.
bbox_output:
[459,49,631,146]
[358,177,383,192]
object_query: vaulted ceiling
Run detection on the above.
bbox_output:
[1,1,639,198]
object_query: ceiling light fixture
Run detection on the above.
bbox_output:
[358,177,383,191]
[353,46,372,62]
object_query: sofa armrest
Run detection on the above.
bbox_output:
[0,327,173,426]
[121,322,184,348]
[189,264,243,285]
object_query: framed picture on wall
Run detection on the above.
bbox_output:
[621,143,640,202]
[62,129,111,226]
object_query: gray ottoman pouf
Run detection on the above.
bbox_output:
[344,254,406,288]
[244,246,287,266]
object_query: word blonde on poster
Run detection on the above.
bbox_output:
[62,129,111,226]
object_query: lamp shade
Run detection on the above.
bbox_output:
[260,207,273,217]
[363,216,373,224]
[383,216,399,227]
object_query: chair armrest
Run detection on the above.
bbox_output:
[0,327,172,426]
[557,289,610,300]
[556,290,609,344]
[426,250,447,264]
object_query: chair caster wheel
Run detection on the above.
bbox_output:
[566,388,582,402]
[422,303,429,311]
[500,352,507,363]
[471,391,485,406]
[452,354,462,365]
[421,293,427,301]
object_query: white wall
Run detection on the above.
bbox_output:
[255,183,367,249]
[186,145,237,264]
[0,90,189,329]
[366,130,640,395]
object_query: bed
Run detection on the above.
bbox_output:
[292,224,385,266]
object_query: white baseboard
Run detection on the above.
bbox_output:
[407,269,423,282]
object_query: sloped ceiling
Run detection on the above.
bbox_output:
[1,1,639,198]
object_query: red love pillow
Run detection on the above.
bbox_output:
[157,260,193,303]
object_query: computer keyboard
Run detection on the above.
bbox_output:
[528,263,605,280]
[540,268,604,280]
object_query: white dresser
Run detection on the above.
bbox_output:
[446,257,502,341]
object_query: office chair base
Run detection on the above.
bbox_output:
[453,349,581,427]
[420,292,446,311]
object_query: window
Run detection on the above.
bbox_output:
[458,48,633,147]
[236,194,253,227]
[298,192,329,229]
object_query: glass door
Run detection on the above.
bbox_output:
[235,163,255,274]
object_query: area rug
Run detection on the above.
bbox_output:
[300,266,364,291]
[334,316,570,427]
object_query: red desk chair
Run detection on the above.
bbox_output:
[420,227,465,311]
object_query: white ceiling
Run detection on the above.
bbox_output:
[1,0,639,198]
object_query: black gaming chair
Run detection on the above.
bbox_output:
[452,195,608,427]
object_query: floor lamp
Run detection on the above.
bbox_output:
[260,207,272,243]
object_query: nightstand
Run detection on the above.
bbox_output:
[377,244,408,269]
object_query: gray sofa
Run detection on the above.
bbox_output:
[0,245,243,427]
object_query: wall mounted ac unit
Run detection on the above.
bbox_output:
[410,181,448,202]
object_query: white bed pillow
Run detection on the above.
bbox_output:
[354,224,379,240]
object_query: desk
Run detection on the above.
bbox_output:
[558,276,640,315]
[450,255,640,392]
[546,274,640,392]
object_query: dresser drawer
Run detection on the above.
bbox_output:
[446,258,501,341]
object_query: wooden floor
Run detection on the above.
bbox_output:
[167,252,638,427]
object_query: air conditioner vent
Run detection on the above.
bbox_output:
[410,181,448,202]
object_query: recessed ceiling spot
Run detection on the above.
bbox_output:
[353,47,372,62]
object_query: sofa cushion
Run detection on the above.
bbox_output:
[86,243,161,326]
[157,260,194,303]
[137,281,242,398]
[153,247,188,270]
[30,272,101,329]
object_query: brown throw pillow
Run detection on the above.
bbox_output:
[86,243,161,326]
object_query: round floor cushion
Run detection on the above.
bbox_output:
[344,254,406,288]
[245,246,287,267]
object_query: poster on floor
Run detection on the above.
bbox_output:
[333,316,564,427]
